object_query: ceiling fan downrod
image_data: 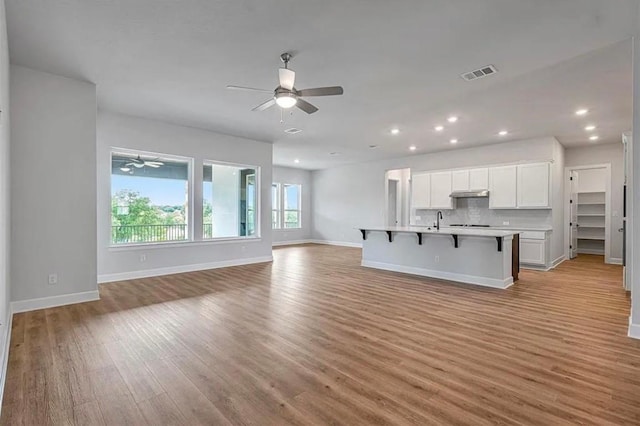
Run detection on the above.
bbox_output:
[280,52,292,69]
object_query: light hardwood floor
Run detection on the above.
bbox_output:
[1,246,639,425]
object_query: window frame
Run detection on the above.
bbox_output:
[272,182,302,230]
[109,147,194,248]
[201,159,262,241]
[272,183,281,230]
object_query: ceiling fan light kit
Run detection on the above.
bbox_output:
[275,90,297,109]
[227,52,344,115]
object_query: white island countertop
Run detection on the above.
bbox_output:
[360,226,521,238]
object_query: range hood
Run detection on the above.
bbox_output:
[449,190,490,199]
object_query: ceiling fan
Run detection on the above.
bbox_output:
[227,53,344,114]
[120,155,164,172]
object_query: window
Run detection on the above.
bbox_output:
[202,162,259,239]
[272,183,302,229]
[111,151,191,245]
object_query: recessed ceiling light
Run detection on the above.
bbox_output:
[409,145,417,151]
[575,109,589,116]
[498,130,508,136]
[391,128,400,135]
[447,116,458,123]
[585,125,596,131]
[329,151,341,156]
[450,139,458,144]
[434,125,444,132]
[294,159,300,163]
[369,145,378,149]
[589,135,599,141]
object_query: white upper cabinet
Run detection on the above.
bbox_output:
[451,170,470,192]
[430,171,454,209]
[411,173,431,209]
[517,162,550,208]
[469,168,489,190]
[489,165,517,209]
[413,162,550,211]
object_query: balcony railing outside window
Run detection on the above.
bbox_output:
[203,223,213,239]
[111,224,188,244]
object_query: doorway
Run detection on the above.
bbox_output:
[564,164,612,264]
[385,168,410,227]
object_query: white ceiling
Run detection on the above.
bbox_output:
[5,0,636,169]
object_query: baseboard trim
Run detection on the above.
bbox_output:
[361,260,513,289]
[577,249,605,255]
[98,255,274,283]
[311,239,363,248]
[608,257,623,265]
[0,310,13,414]
[551,255,566,269]
[272,239,313,247]
[11,290,100,314]
[628,318,640,339]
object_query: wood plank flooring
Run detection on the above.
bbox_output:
[2,246,639,425]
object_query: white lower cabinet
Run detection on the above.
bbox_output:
[517,231,550,267]
[519,239,545,265]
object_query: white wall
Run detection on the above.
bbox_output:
[272,166,312,244]
[630,13,640,336]
[312,137,564,258]
[97,112,273,281]
[0,0,11,383]
[565,143,624,261]
[10,65,97,303]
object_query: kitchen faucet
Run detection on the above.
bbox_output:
[436,211,443,230]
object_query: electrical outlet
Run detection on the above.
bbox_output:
[48,273,57,285]
[435,256,440,263]
[139,254,147,263]
[502,221,510,226]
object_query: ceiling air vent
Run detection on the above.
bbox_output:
[284,128,302,135]
[460,65,498,82]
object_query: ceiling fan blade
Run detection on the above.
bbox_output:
[145,161,164,166]
[297,86,344,97]
[146,163,161,168]
[296,98,318,114]
[252,98,276,112]
[227,85,272,93]
[279,68,295,90]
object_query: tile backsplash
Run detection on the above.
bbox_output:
[413,198,552,228]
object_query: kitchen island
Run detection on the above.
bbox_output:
[360,226,520,288]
